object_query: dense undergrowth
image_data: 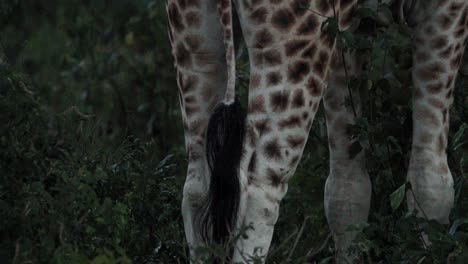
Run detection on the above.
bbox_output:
[1,0,467,263]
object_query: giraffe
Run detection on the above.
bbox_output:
[165,0,467,262]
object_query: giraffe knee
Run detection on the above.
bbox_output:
[245,183,281,227]
[182,167,207,207]
[324,176,371,233]
[408,150,454,222]
[407,169,454,223]
[244,164,291,227]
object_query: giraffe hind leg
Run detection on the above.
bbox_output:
[407,0,467,224]
[166,0,231,261]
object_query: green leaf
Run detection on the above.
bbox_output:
[390,183,407,211]
[449,218,468,236]
[377,4,394,24]
[356,7,377,19]
[452,123,468,150]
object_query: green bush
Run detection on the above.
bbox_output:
[0,1,467,263]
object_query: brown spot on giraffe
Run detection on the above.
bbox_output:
[446,75,454,89]
[175,43,193,67]
[267,168,283,187]
[438,14,453,29]
[313,50,330,78]
[414,107,440,128]
[437,133,446,155]
[251,0,264,7]
[415,51,431,62]
[278,115,302,129]
[439,45,453,58]
[255,119,272,136]
[185,11,202,28]
[184,35,203,51]
[418,131,434,144]
[428,98,445,110]
[300,42,316,59]
[249,95,267,113]
[450,53,463,69]
[431,36,449,50]
[438,161,450,175]
[267,72,283,86]
[416,63,446,81]
[426,82,444,94]
[285,40,309,56]
[186,0,200,8]
[254,29,274,49]
[291,89,305,108]
[250,74,262,89]
[288,155,300,167]
[250,7,268,24]
[168,3,184,32]
[286,135,305,148]
[247,125,258,147]
[184,95,197,104]
[270,91,290,112]
[341,0,355,10]
[306,76,322,97]
[264,139,283,160]
[288,60,310,84]
[253,49,282,67]
[271,8,296,31]
[296,15,319,35]
[180,74,198,93]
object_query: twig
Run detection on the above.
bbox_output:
[408,186,429,220]
[288,217,310,260]
[408,186,429,249]
[306,232,332,262]
[306,7,330,18]
[267,228,299,259]
[331,0,358,118]
[59,221,65,245]
[341,51,358,118]
[311,129,329,150]
[13,239,20,264]
[58,106,94,119]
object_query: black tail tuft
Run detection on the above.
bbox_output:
[199,97,245,255]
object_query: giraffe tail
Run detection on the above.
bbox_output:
[200,96,245,253]
[198,1,244,259]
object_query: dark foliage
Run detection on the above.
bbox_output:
[0,0,467,263]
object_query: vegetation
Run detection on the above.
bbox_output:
[0,1,467,263]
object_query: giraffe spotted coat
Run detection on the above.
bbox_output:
[166,0,467,262]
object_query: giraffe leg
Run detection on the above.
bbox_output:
[166,0,228,259]
[230,1,343,261]
[323,52,371,263]
[407,1,467,224]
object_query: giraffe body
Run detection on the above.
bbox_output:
[166,0,467,262]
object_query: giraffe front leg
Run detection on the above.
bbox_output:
[232,43,332,262]
[323,52,371,263]
[407,1,466,224]
[229,0,359,261]
[233,113,317,262]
